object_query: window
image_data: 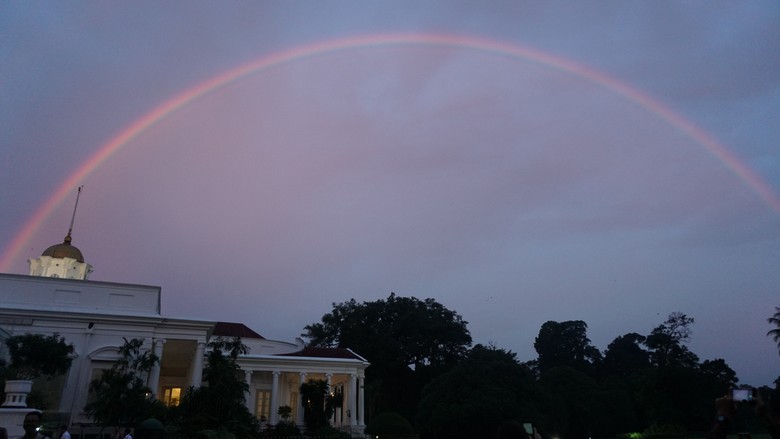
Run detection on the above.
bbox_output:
[162,387,182,407]
[256,390,271,422]
[86,368,108,406]
[290,392,298,421]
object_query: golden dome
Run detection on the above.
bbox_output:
[41,234,85,263]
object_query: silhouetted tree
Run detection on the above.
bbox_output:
[639,313,739,432]
[596,333,652,434]
[303,293,471,421]
[645,312,699,368]
[768,306,780,355]
[600,333,650,380]
[85,338,166,429]
[534,320,602,374]
[540,366,598,439]
[4,333,76,380]
[168,337,259,438]
[416,344,544,439]
[699,358,738,390]
[587,387,642,437]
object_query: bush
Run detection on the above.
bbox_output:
[365,412,415,436]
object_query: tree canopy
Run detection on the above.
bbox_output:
[768,306,780,355]
[301,299,758,437]
[304,293,471,369]
[416,344,542,439]
[4,333,75,380]
[534,320,601,374]
[644,312,699,368]
[302,293,472,419]
[600,332,650,380]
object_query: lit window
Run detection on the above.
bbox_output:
[290,392,298,421]
[162,387,181,407]
[256,390,271,422]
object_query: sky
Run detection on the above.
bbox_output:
[1,1,779,386]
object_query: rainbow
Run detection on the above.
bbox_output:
[2,32,779,271]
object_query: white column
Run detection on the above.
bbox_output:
[245,370,254,414]
[296,372,307,426]
[66,327,93,419]
[357,372,365,427]
[270,371,281,424]
[190,341,205,387]
[148,338,166,398]
[349,374,357,426]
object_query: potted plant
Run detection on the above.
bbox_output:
[2,333,76,407]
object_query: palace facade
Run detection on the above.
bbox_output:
[0,232,368,436]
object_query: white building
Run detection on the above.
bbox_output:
[0,233,368,436]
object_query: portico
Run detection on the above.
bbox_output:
[239,350,368,429]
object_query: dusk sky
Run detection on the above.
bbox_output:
[1,2,779,386]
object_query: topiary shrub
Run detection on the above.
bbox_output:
[365,412,415,436]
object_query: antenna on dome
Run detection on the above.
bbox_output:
[65,186,83,244]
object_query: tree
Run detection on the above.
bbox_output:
[768,306,780,355]
[303,293,472,419]
[168,337,259,439]
[539,366,599,439]
[644,312,699,368]
[699,358,738,390]
[587,387,642,437]
[593,333,652,435]
[85,338,166,429]
[534,320,602,374]
[600,333,650,380]
[4,333,75,380]
[416,344,543,439]
[639,312,738,432]
[304,293,471,370]
[1,333,76,410]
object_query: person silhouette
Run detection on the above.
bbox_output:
[22,411,49,439]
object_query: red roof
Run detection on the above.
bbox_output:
[213,322,265,339]
[277,347,366,361]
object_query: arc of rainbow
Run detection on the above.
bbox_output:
[3,32,779,271]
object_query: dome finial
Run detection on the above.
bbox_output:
[66,186,83,243]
